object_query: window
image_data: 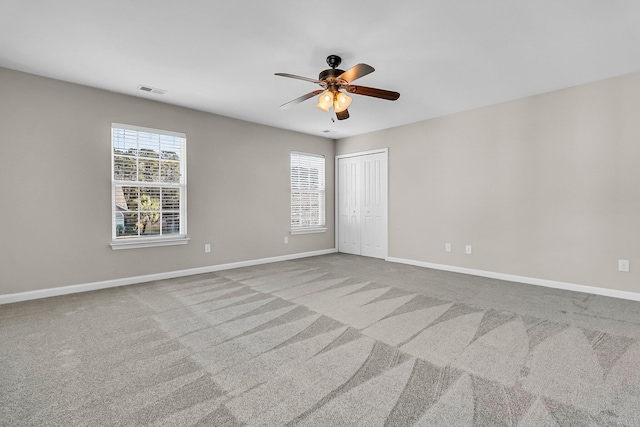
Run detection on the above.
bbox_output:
[111,123,187,249]
[290,151,326,234]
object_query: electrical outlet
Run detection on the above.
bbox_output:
[465,245,472,255]
[284,236,289,244]
[445,243,451,252]
[204,244,211,253]
[618,259,630,272]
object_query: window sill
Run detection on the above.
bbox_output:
[110,236,190,250]
[290,227,327,235]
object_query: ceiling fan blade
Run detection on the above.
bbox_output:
[346,85,400,101]
[336,109,350,120]
[338,64,375,84]
[279,90,324,109]
[275,73,322,84]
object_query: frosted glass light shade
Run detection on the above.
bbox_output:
[316,91,334,112]
[334,91,352,113]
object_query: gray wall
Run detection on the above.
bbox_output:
[337,72,640,294]
[0,68,335,295]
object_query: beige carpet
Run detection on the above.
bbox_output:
[2,253,640,426]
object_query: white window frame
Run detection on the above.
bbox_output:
[110,123,189,250]
[290,151,327,235]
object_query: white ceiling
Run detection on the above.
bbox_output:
[2,1,640,139]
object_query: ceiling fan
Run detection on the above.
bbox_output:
[275,55,400,120]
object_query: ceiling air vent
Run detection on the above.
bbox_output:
[137,85,166,95]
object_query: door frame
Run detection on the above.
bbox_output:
[335,148,389,258]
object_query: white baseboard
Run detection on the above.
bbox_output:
[386,256,640,302]
[0,248,338,305]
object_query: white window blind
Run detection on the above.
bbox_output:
[291,152,325,232]
[111,123,187,247]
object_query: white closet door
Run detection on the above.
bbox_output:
[360,153,387,258]
[338,156,361,255]
[338,151,388,259]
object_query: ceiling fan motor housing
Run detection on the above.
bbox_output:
[319,68,345,82]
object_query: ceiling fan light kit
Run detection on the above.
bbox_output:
[316,90,352,113]
[276,55,400,120]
